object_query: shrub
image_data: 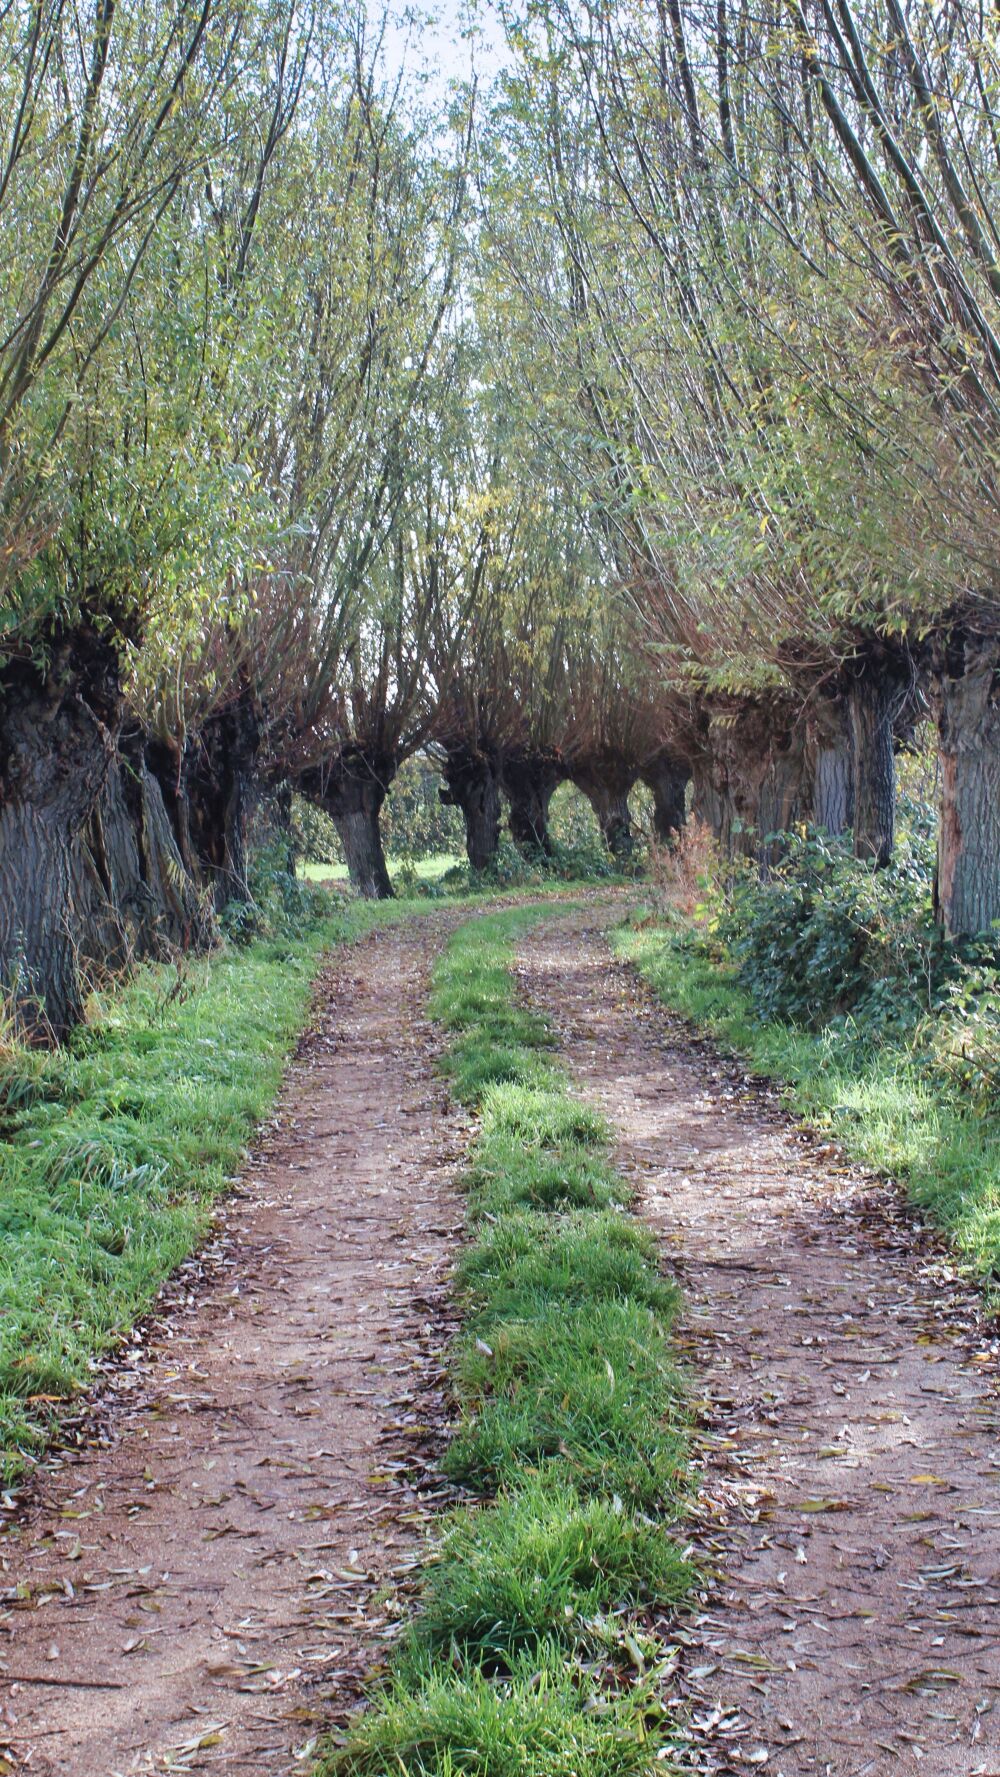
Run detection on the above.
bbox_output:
[221,844,336,945]
[712,822,946,1037]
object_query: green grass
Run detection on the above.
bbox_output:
[615,916,1000,1290]
[408,1475,692,1670]
[300,852,462,886]
[321,904,690,1777]
[329,1649,660,1777]
[0,893,457,1483]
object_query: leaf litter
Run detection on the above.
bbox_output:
[518,910,1000,1777]
[0,916,467,1775]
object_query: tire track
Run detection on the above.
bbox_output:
[518,910,1000,1777]
[0,916,465,1776]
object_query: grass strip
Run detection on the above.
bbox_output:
[614,916,1000,1291]
[323,905,690,1777]
[0,894,442,1484]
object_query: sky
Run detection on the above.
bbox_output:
[373,1,511,103]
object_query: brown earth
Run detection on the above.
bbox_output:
[518,909,1000,1777]
[0,914,466,1776]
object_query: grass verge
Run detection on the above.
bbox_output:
[322,905,691,1777]
[615,917,1000,1290]
[0,894,446,1485]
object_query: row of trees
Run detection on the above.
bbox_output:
[482,0,1000,939]
[6,0,1000,1040]
[0,0,692,1039]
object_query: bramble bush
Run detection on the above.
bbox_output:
[711,817,944,1038]
[221,845,336,945]
[699,810,1000,1105]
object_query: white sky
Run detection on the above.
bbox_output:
[373,1,511,102]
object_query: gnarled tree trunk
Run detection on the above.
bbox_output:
[641,749,689,844]
[690,704,807,874]
[756,721,810,874]
[930,632,1000,938]
[571,763,637,858]
[807,696,854,836]
[440,747,502,872]
[186,695,261,907]
[846,645,912,867]
[0,626,122,1039]
[300,749,395,899]
[691,709,770,861]
[502,753,562,856]
[115,730,211,953]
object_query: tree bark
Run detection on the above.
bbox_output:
[641,749,689,844]
[807,696,854,836]
[185,695,261,907]
[571,764,637,858]
[333,802,394,898]
[0,626,122,1039]
[299,748,396,899]
[930,633,1000,938]
[690,705,807,873]
[846,648,910,866]
[440,748,502,872]
[756,722,810,873]
[691,710,770,860]
[690,752,727,845]
[502,753,562,856]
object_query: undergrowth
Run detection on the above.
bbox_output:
[322,905,691,1777]
[616,860,1000,1290]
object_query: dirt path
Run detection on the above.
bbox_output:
[518,911,1000,1777]
[0,916,464,1776]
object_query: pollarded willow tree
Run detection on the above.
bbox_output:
[560,606,681,857]
[0,0,313,1035]
[132,43,474,903]
[425,427,618,869]
[485,0,994,919]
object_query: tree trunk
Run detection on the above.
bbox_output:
[930,633,1000,938]
[692,712,769,860]
[333,800,393,898]
[690,753,726,845]
[136,761,213,947]
[756,722,809,874]
[809,714,856,838]
[846,650,909,867]
[572,766,637,858]
[0,626,122,1039]
[184,696,261,907]
[82,729,212,962]
[641,750,689,844]
[587,786,634,857]
[440,748,502,872]
[503,754,562,856]
[300,749,395,899]
[83,744,155,971]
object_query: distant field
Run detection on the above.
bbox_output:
[299,852,463,884]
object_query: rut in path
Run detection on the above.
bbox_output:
[518,911,1000,1777]
[0,916,463,1776]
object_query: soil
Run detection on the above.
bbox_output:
[8,895,1000,1777]
[518,909,1000,1777]
[0,915,466,1776]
